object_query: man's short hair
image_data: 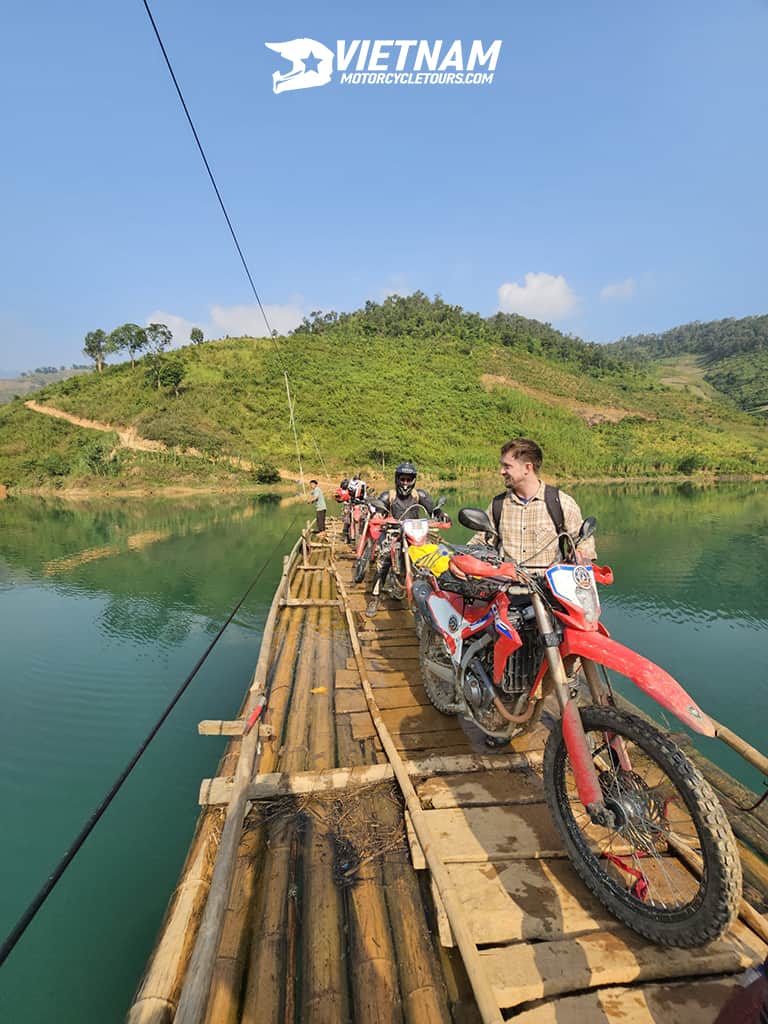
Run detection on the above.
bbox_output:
[500,438,543,471]
[309,479,318,486]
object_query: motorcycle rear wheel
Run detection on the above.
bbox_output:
[419,630,459,715]
[353,540,373,584]
[543,705,740,948]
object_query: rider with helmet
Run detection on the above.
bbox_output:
[377,461,437,520]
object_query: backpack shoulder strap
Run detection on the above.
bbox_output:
[544,484,570,559]
[491,492,506,537]
[543,484,565,534]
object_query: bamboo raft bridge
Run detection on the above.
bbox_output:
[128,520,768,1024]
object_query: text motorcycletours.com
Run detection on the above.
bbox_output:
[265,38,502,94]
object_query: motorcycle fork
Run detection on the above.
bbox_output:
[530,592,607,821]
[580,658,632,771]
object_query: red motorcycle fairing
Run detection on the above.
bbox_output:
[491,592,523,683]
[424,589,524,678]
[560,628,715,737]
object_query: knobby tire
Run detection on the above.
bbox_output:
[543,705,741,947]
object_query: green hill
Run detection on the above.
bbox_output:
[606,315,768,415]
[2,294,767,493]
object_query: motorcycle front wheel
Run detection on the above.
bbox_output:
[352,540,373,584]
[543,705,741,948]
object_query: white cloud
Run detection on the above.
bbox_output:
[146,311,198,344]
[376,273,411,300]
[497,272,580,320]
[145,302,306,345]
[210,302,305,338]
[600,277,636,302]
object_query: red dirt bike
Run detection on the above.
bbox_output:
[355,500,450,616]
[348,497,370,547]
[352,500,387,584]
[411,505,741,948]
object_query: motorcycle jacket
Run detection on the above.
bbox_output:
[377,488,435,520]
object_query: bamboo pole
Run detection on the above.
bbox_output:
[335,714,404,1024]
[712,718,768,780]
[202,571,310,1024]
[332,568,504,1024]
[242,567,325,1022]
[301,572,350,1022]
[174,536,302,1024]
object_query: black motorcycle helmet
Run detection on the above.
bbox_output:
[394,461,417,500]
[340,479,349,490]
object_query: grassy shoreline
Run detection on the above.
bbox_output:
[5,470,768,502]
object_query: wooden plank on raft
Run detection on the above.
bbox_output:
[197,721,273,738]
[425,804,566,862]
[200,751,543,806]
[441,857,678,945]
[348,706,467,737]
[198,720,245,736]
[480,921,766,1011]
[199,764,398,805]
[510,977,737,1024]
[417,770,545,809]
[279,598,341,607]
[335,667,422,690]
[334,689,368,714]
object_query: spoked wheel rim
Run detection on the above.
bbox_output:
[544,705,740,945]
[560,726,704,915]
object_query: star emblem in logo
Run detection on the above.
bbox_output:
[303,51,322,74]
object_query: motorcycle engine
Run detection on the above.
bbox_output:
[462,667,486,709]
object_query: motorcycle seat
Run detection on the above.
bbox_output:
[450,554,518,579]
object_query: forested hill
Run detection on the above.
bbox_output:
[2,293,768,493]
[605,314,768,415]
[605,315,768,363]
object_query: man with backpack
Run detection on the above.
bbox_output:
[472,438,596,566]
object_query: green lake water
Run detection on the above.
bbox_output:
[0,482,766,1022]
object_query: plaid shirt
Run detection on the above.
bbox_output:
[472,481,597,568]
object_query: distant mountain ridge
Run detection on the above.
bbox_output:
[604,314,768,415]
[2,294,768,492]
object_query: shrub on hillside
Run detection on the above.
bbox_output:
[253,462,281,484]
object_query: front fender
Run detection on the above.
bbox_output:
[561,628,714,737]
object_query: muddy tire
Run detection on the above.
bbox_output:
[419,629,459,715]
[543,705,741,948]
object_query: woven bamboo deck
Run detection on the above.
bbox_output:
[127,521,768,1024]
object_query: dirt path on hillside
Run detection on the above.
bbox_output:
[22,399,308,481]
[25,400,167,452]
[480,374,655,425]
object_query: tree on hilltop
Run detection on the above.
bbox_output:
[109,323,148,369]
[190,327,204,344]
[145,323,173,355]
[83,329,110,373]
[144,323,174,390]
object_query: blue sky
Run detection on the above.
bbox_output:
[1,0,767,370]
